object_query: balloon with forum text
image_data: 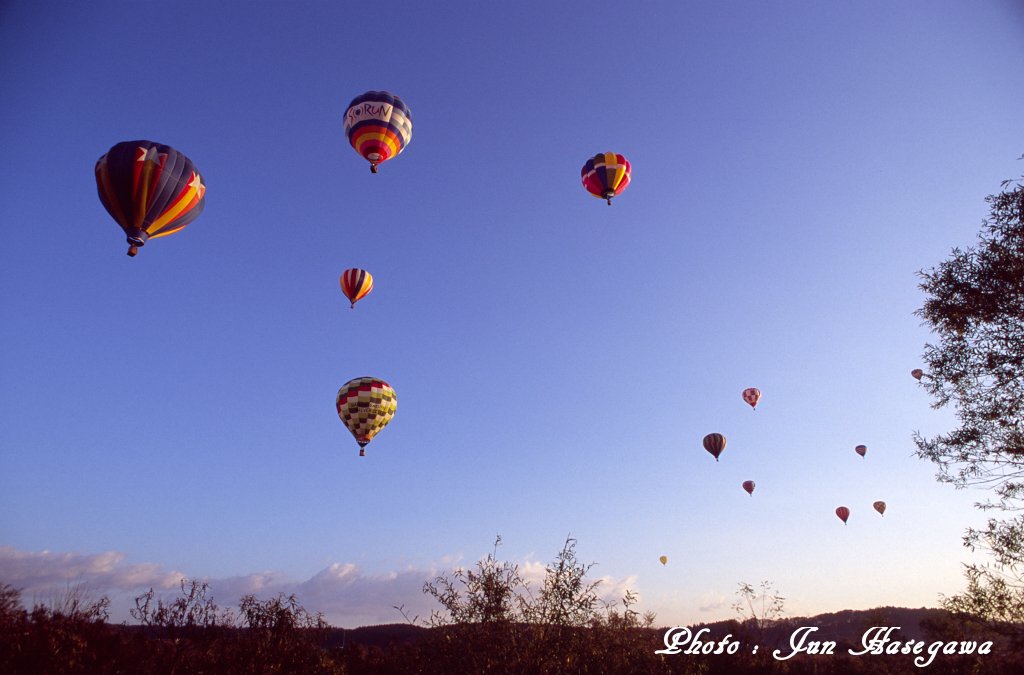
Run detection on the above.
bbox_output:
[344,91,412,173]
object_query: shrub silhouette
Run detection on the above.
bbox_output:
[5,548,1024,674]
[413,534,667,674]
[0,580,345,674]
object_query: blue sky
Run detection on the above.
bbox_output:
[1,0,1022,627]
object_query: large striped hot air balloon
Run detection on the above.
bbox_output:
[703,433,726,461]
[836,506,850,524]
[95,141,206,256]
[581,152,631,205]
[340,268,374,309]
[336,377,397,457]
[344,91,412,173]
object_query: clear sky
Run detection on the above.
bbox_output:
[1,0,1022,628]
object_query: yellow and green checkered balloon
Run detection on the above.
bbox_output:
[336,377,397,456]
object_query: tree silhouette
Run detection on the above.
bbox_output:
[914,167,1024,636]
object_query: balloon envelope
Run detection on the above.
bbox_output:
[836,506,850,524]
[911,369,923,381]
[336,377,397,456]
[95,140,206,256]
[344,91,412,173]
[855,444,867,457]
[873,501,886,516]
[742,480,755,495]
[581,152,631,205]
[703,433,726,461]
[742,387,761,409]
[340,268,374,308]
[659,556,668,566]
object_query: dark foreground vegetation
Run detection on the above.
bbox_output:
[2,582,1022,674]
[3,536,1024,674]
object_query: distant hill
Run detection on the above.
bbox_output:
[323,622,428,649]
[329,606,961,650]
[687,606,957,651]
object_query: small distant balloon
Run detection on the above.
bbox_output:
[836,506,850,524]
[659,555,668,566]
[873,501,886,516]
[911,369,924,381]
[742,387,761,410]
[742,480,755,496]
[340,268,374,308]
[703,433,727,461]
[855,444,867,458]
[581,152,631,205]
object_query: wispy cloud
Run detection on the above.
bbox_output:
[0,546,643,628]
[0,546,185,592]
[697,592,729,613]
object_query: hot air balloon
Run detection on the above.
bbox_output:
[340,268,374,308]
[742,387,761,410]
[344,91,412,173]
[95,140,207,256]
[873,501,886,516]
[836,506,850,524]
[659,556,668,566]
[703,433,726,461]
[742,480,755,496]
[336,377,397,456]
[581,152,631,205]
[855,444,867,458]
[911,369,923,381]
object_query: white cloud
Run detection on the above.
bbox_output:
[0,546,185,592]
[697,592,729,613]
[0,545,644,628]
[519,559,548,583]
[595,573,640,606]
